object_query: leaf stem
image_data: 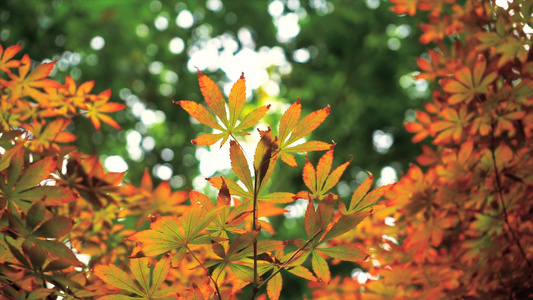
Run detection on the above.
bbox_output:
[489,121,531,267]
[251,172,260,299]
[257,228,323,290]
[186,245,223,300]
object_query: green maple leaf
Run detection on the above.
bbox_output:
[0,147,78,212]
[94,256,179,299]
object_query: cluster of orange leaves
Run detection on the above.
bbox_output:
[0,43,393,299]
[309,0,533,299]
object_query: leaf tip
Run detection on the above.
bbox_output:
[195,67,204,77]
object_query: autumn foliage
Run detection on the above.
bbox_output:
[2,0,532,298]
[0,43,391,299]
[308,0,533,299]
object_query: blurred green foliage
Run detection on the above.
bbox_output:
[1,0,426,297]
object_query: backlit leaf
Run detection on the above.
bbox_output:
[230,140,254,193]
[175,100,224,131]
[130,257,150,294]
[318,244,368,262]
[321,211,371,242]
[94,264,143,295]
[197,69,228,126]
[267,272,282,300]
[228,73,246,129]
[311,251,330,283]
[233,104,271,132]
[278,98,301,143]
[287,105,330,145]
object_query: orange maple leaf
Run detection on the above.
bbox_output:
[7,54,62,102]
[85,89,125,130]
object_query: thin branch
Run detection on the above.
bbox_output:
[490,121,531,267]
[257,228,323,290]
[251,173,260,300]
[187,246,223,300]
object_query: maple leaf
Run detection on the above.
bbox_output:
[7,54,62,102]
[207,175,296,205]
[22,118,77,153]
[5,201,82,272]
[297,147,351,200]
[0,147,78,212]
[416,49,445,82]
[405,110,433,142]
[41,75,94,117]
[206,176,289,235]
[207,133,295,206]
[121,169,189,225]
[297,196,370,284]
[85,89,125,130]
[276,99,331,167]
[430,106,474,144]
[495,36,529,68]
[0,138,24,172]
[206,231,283,284]
[175,71,270,146]
[258,249,317,300]
[62,152,125,208]
[0,43,22,72]
[389,0,418,16]
[341,172,393,215]
[129,202,222,266]
[94,255,179,299]
[441,56,498,104]
[190,181,252,241]
[419,15,461,44]
[0,99,24,130]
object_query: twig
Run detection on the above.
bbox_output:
[489,121,531,267]
[257,228,323,290]
[187,246,223,300]
[250,173,260,299]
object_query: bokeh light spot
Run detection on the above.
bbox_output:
[149,61,163,75]
[154,164,173,181]
[154,15,169,31]
[378,166,397,186]
[136,24,149,37]
[366,0,380,9]
[169,37,185,54]
[104,156,128,173]
[90,36,105,50]
[206,0,223,12]
[293,48,310,63]
[276,13,300,42]
[142,136,155,151]
[268,0,284,17]
[161,148,174,161]
[387,37,401,50]
[372,130,394,154]
[176,10,194,29]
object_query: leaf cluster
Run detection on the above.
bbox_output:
[313,0,533,298]
[0,44,391,299]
